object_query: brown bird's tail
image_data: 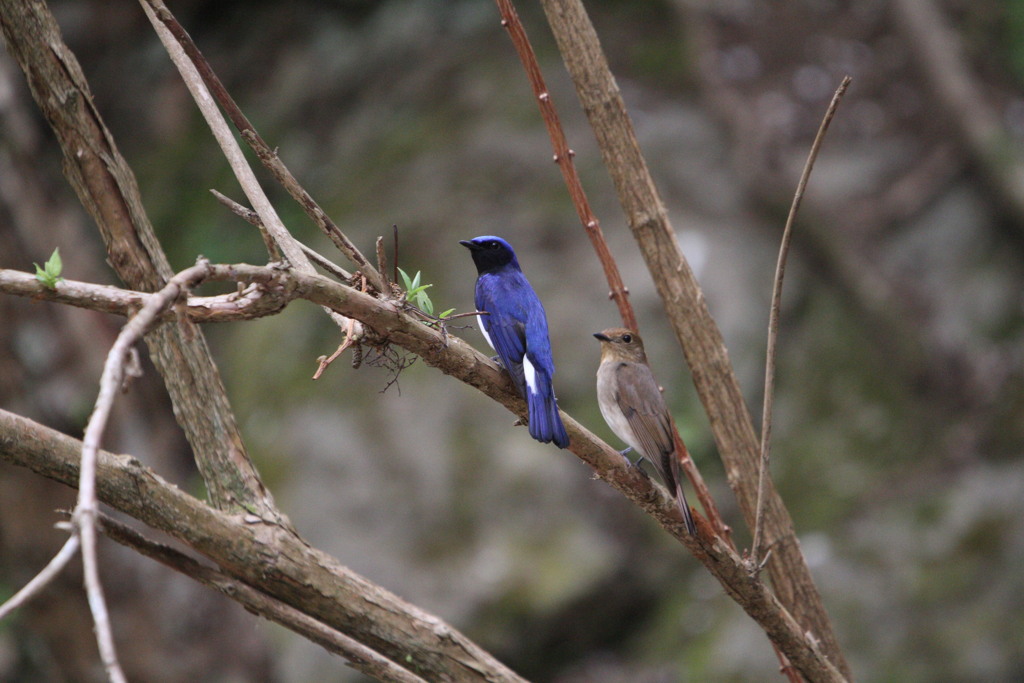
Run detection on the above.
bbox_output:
[667,452,698,536]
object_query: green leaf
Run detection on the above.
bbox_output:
[417,292,434,316]
[407,283,432,298]
[46,248,62,278]
[438,308,456,319]
[397,267,414,292]
[33,247,63,290]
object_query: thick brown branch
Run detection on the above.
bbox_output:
[95,514,428,683]
[0,409,524,683]
[2,257,844,679]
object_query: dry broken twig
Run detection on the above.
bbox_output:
[750,76,852,572]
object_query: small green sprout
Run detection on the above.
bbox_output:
[397,267,455,320]
[34,247,63,290]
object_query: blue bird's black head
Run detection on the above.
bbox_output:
[459,236,520,274]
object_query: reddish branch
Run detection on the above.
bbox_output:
[493,0,636,331]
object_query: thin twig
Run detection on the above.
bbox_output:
[0,532,80,621]
[141,0,385,293]
[77,259,213,683]
[493,0,636,330]
[210,189,353,281]
[750,76,852,571]
[93,513,428,683]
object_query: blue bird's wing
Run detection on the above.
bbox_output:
[476,268,569,448]
[475,273,528,397]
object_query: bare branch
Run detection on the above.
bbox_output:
[77,260,214,683]
[0,409,526,682]
[0,267,290,322]
[493,0,636,330]
[1,252,846,679]
[751,76,852,571]
[0,532,80,621]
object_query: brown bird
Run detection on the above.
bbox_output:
[594,328,697,535]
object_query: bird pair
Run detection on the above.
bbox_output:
[461,236,697,535]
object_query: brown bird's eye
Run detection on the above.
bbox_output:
[621,334,632,343]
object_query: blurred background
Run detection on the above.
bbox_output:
[2,0,1023,681]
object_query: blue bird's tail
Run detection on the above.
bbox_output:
[527,389,570,448]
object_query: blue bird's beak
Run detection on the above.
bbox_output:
[459,240,477,250]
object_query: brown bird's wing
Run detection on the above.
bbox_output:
[614,362,675,468]
[615,361,698,536]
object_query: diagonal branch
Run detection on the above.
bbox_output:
[25,259,849,679]
[493,0,635,330]
[0,407,526,682]
[95,514,428,683]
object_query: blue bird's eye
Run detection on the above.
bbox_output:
[488,242,500,250]
[622,334,632,343]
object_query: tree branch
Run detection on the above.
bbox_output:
[493,0,636,330]
[751,76,851,570]
[3,255,846,680]
[94,514,428,683]
[0,268,291,322]
[140,0,387,294]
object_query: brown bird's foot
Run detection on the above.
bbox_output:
[620,448,649,472]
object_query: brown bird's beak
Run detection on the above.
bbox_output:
[593,332,611,342]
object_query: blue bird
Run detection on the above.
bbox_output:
[460,236,570,448]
